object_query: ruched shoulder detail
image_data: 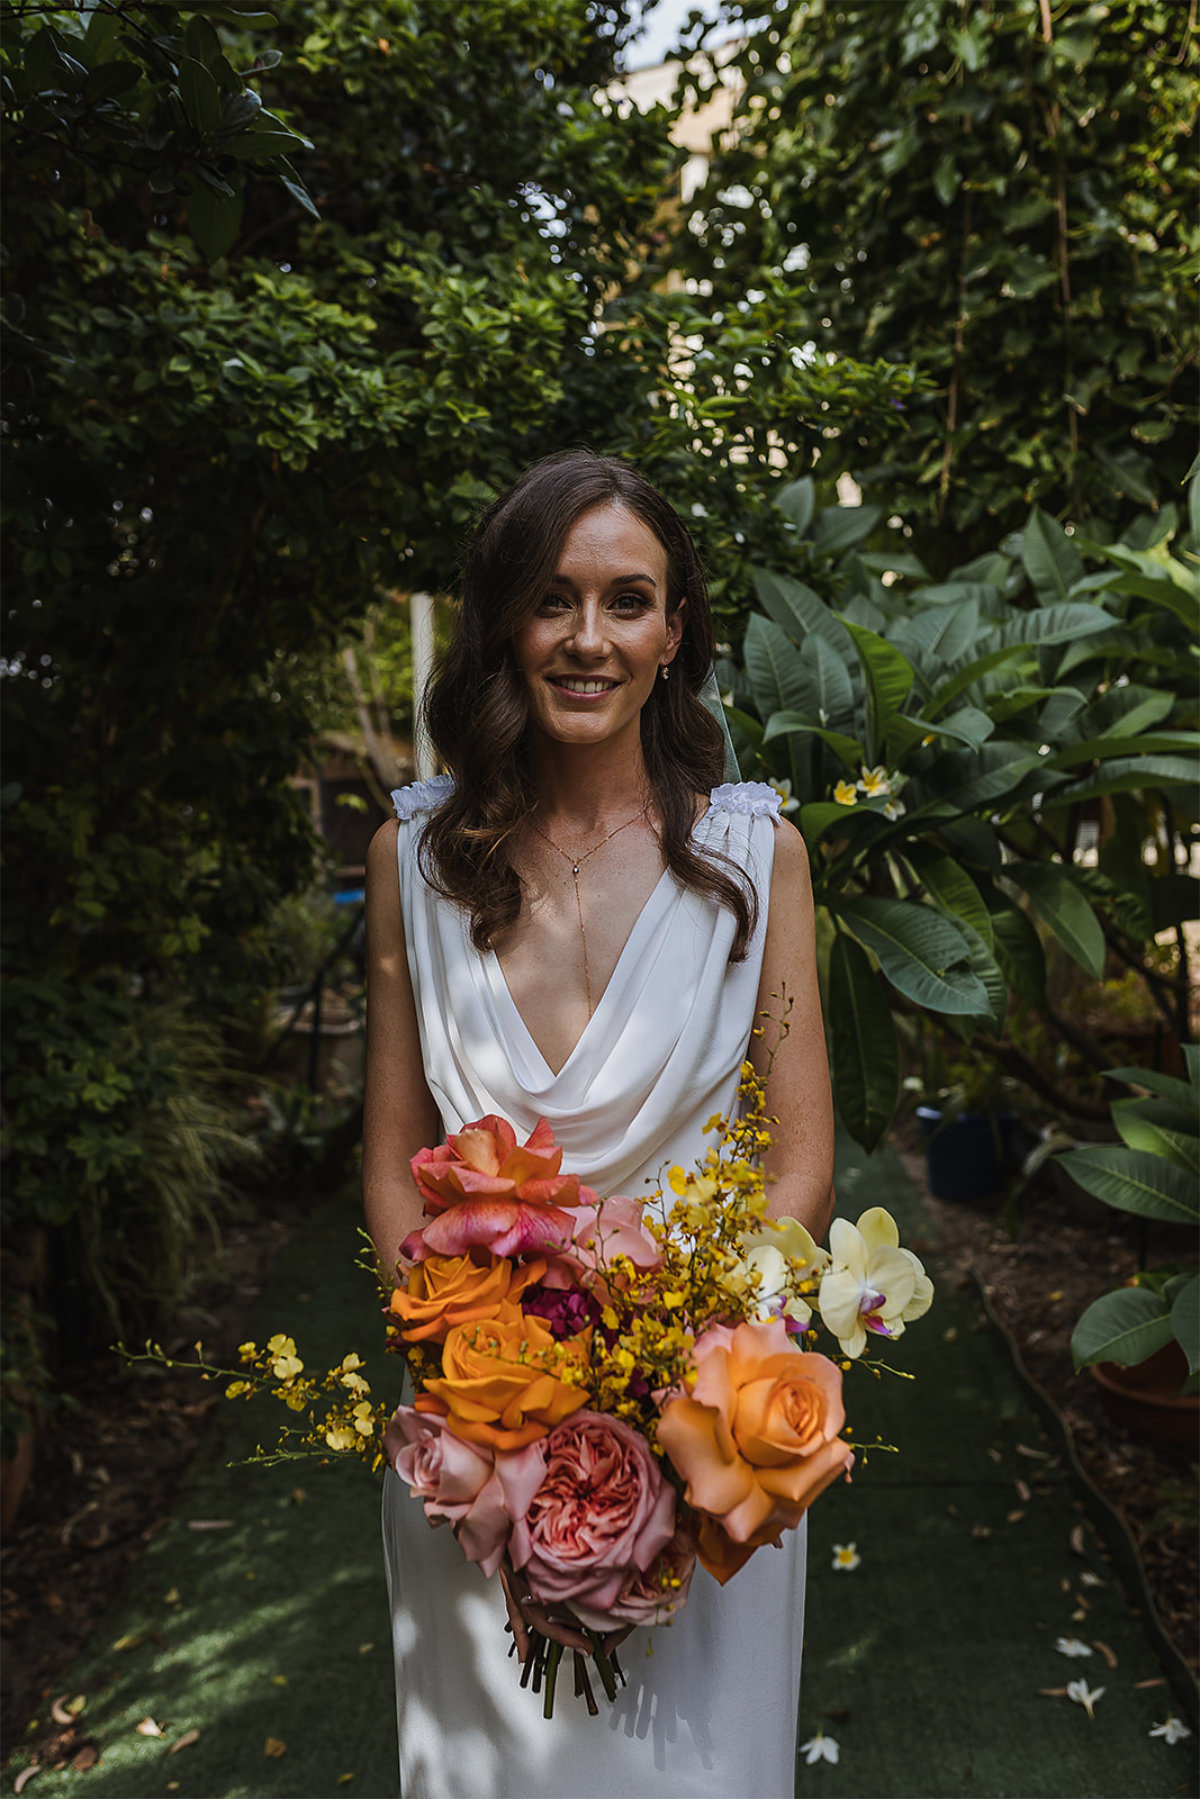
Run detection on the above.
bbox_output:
[390,773,455,822]
[707,780,783,819]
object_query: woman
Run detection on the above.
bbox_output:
[364,450,835,1798]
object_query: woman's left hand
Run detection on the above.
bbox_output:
[498,1556,633,1663]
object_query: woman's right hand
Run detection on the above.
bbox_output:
[498,1558,633,1663]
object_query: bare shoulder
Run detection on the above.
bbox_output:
[367,817,400,879]
[770,815,814,895]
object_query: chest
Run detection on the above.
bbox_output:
[492,833,669,1076]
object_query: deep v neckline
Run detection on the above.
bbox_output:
[487,804,710,1082]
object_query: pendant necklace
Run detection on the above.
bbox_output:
[529,804,650,1018]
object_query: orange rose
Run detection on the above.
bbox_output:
[656,1320,854,1585]
[390,1252,548,1344]
[416,1312,589,1451]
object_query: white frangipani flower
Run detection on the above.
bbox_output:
[831,1543,861,1572]
[799,1729,839,1766]
[1066,1678,1104,1719]
[1055,1637,1093,1658]
[817,1208,934,1358]
[767,777,801,814]
[1149,1716,1191,1745]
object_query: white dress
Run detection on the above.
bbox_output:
[381,777,807,1799]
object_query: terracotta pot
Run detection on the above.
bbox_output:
[1089,1341,1199,1446]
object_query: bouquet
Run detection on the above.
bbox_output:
[126,1060,933,1718]
[380,1060,933,1712]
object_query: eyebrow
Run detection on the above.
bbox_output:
[549,571,659,587]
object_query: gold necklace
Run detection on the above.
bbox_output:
[528,805,650,1017]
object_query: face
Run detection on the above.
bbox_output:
[512,502,684,750]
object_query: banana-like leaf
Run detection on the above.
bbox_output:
[751,567,849,651]
[1057,1146,1200,1225]
[1005,860,1106,979]
[762,714,864,769]
[1046,752,1200,805]
[840,619,914,757]
[989,896,1046,1005]
[812,503,883,556]
[835,895,989,1016]
[1070,1286,1174,1371]
[1022,506,1085,603]
[827,931,899,1152]
[799,801,858,848]
[892,599,979,663]
[934,746,1043,815]
[775,476,815,537]
[743,614,812,721]
[1073,684,1175,740]
[1047,731,1200,769]
[991,601,1114,648]
[925,642,1031,717]
[906,848,995,948]
[802,632,855,725]
[1104,1066,1195,1110]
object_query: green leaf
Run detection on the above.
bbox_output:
[1005,861,1106,979]
[1047,753,1200,805]
[934,745,1043,814]
[990,896,1046,1005]
[812,504,883,557]
[1057,1146,1200,1225]
[991,602,1114,649]
[1104,1066,1195,1109]
[932,151,960,209]
[801,633,855,724]
[906,848,993,948]
[743,614,812,720]
[840,618,913,756]
[1171,1273,1199,1375]
[1022,508,1085,603]
[925,642,1032,717]
[775,476,815,536]
[828,931,899,1152]
[177,56,222,134]
[1112,1104,1200,1175]
[835,896,989,1016]
[751,567,848,650]
[1070,1287,1174,1371]
[186,183,244,262]
[799,801,856,848]
[893,599,979,664]
[762,714,864,769]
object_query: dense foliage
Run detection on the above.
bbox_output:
[720,476,1200,1148]
[690,0,1199,566]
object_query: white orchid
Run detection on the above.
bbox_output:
[1149,1716,1191,1745]
[1054,1637,1093,1658]
[729,1217,828,1326]
[1066,1678,1104,1719]
[799,1729,839,1766]
[817,1208,934,1359]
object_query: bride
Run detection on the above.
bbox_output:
[363,450,835,1798]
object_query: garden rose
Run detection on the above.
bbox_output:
[508,1410,677,1616]
[562,1196,662,1275]
[656,1319,854,1583]
[417,1312,589,1451]
[390,1251,548,1343]
[385,1404,546,1577]
[403,1116,600,1262]
[568,1519,697,1631]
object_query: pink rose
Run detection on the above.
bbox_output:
[559,1195,663,1277]
[385,1403,545,1577]
[509,1411,676,1618]
[403,1116,600,1263]
[569,1520,697,1630]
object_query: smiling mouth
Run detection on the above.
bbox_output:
[548,676,620,695]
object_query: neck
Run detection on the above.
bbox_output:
[526,721,651,831]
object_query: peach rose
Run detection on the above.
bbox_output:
[404,1116,600,1263]
[390,1252,548,1344]
[416,1312,589,1451]
[656,1319,854,1584]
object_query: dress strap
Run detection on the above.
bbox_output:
[707,780,783,819]
[391,773,455,822]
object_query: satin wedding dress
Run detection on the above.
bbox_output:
[381,777,807,1799]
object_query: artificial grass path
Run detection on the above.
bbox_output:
[10,1140,1196,1798]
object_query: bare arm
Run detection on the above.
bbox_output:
[362,820,441,1279]
[747,820,836,1241]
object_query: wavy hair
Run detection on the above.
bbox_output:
[419,449,756,958]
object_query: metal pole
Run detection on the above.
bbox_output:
[411,591,436,781]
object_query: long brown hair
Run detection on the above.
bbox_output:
[419,450,756,958]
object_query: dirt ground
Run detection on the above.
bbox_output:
[3,1141,1196,1766]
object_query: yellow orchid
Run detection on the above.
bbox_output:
[833,780,858,806]
[817,1208,933,1358]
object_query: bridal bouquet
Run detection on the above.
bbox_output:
[381,1061,933,1711]
[127,1062,932,1718]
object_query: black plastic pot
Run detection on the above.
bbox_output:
[916,1107,1014,1202]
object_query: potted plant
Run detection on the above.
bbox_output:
[902,1028,1023,1203]
[1057,1049,1199,1443]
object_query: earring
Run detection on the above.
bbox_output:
[661,664,669,682]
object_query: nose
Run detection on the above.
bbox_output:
[565,598,608,660]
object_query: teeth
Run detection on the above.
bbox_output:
[556,679,614,694]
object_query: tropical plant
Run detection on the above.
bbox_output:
[687,0,1199,568]
[721,474,1199,1149]
[1061,1051,1199,1388]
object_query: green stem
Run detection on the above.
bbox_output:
[542,1641,564,1719]
[586,1631,618,1704]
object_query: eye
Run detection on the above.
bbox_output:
[611,590,651,614]
[536,591,572,614]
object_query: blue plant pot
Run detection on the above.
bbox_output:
[916,1107,1013,1202]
